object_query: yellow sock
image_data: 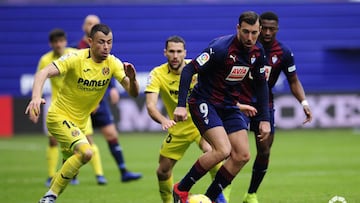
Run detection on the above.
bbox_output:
[50,153,83,195]
[209,162,221,180]
[222,183,232,202]
[158,175,173,203]
[46,146,59,178]
[90,144,104,176]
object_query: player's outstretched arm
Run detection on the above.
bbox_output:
[25,63,59,123]
[145,92,176,130]
[288,74,313,124]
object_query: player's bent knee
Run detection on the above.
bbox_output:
[77,143,93,163]
[232,152,251,164]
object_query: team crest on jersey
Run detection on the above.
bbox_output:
[272,55,278,64]
[102,67,110,76]
[196,52,210,66]
[71,130,80,137]
[251,55,256,64]
[226,66,249,81]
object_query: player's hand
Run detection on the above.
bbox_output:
[257,121,271,142]
[302,105,312,124]
[123,62,137,81]
[25,98,46,124]
[161,119,176,130]
[173,107,188,122]
[236,103,257,117]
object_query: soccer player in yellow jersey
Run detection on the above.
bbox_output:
[145,36,239,203]
[26,24,139,203]
[38,28,107,187]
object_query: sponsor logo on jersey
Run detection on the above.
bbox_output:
[196,52,210,66]
[229,54,237,62]
[59,52,77,61]
[226,66,249,81]
[169,89,179,95]
[288,65,296,72]
[77,78,110,87]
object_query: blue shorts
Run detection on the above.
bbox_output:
[188,99,248,135]
[245,108,275,135]
[91,99,114,128]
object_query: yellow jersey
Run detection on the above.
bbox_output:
[48,48,126,129]
[145,61,198,136]
[37,47,78,100]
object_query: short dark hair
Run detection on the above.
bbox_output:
[260,11,279,23]
[49,28,66,42]
[90,23,112,39]
[238,11,260,25]
[165,35,186,49]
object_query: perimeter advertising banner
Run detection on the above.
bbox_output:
[4,73,358,135]
[11,93,360,134]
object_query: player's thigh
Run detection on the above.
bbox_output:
[228,129,250,157]
[46,118,88,159]
[250,108,276,135]
[188,100,223,135]
[159,132,195,161]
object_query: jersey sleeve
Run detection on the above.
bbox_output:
[112,57,126,83]
[191,46,219,73]
[252,48,270,121]
[144,69,161,94]
[53,52,78,75]
[282,47,297,77]
[37,56,47,72]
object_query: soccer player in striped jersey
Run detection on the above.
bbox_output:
[172,11,271,203]
[145,36,245,203]
[37,28,106,186]
[26,24,139,203]
[241,11,312,203]
[76,14,142,182]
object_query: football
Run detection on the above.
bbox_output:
[187,194,212,203]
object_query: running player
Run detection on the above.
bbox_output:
[26,23,139,203]
[172,11,271,203]
[77,14,142,182]
[145,35,244,203]
[242,11,312,203]
[37,28,106,186]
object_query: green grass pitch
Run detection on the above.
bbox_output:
[1,128,359,203]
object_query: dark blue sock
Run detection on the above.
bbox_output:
[205,166,234,201]
[178,160,207,191]
[248,156,269,193]
[108,138,127,173]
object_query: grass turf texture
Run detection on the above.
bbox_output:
[0,128,359,203]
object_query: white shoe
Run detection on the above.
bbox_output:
[38,195,57,203]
